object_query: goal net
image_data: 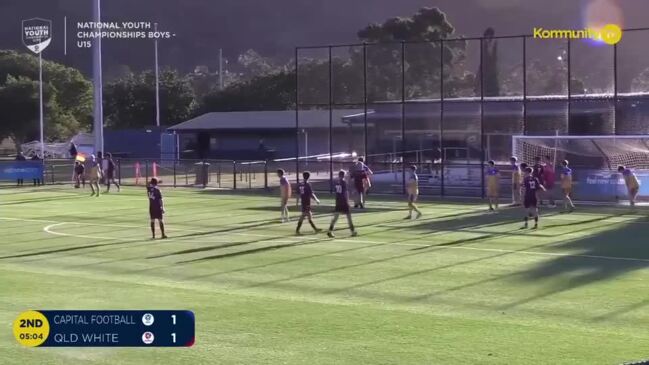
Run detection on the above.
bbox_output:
[512,135,649,170]
[512,135,649,202]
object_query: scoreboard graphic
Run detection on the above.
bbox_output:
[13,310,195,347]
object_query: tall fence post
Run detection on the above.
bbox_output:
[173,160,177,188]
[233,161,237,190]
[145,160,149,184]
[440,39,445,197]
[480,37,486,200]
[203,161,207,189]
[50,163,54,184]
[264,160,268,189]
[401,41,406,195]
[118,159,122,186]
[328,45,334,193]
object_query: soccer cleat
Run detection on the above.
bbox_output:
[327,231,335,238]
[314,228,323,233]
[404,215,412,220]
[351,231,358,237]
[295,231,303,236]
[520,224,528,230]
[161,235,168,239]
[416,212,422,219]
[532,224,538,230]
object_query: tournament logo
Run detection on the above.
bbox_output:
[142,331,155,345]
[22,18,52,54]
[142,313,155,326]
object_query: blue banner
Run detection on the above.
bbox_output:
[576,169,648,198]
[0,161,43,180]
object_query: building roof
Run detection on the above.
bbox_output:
[168,110,364,131]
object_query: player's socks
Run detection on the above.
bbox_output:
[308,219,320,232]
[150,222,155,238]
[533,216,539,229]
[159,222,166,238]
[351,231,358,237]
[327,231,335,238]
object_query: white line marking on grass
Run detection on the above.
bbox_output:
[42,222,302,245]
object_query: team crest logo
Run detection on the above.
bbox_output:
[142,313,155,326]
[142,331,155,345]
[22,18,52,54]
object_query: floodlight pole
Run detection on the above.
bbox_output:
[154,22,160,127]
[92,0,104,154]
[38,51,44,159]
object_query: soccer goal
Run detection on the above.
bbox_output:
[512,135,649,170]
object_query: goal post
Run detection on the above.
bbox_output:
[511,135,649,202]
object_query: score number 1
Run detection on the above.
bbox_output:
[171,314,176,343]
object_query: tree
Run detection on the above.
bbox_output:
[104,69,195,128]
[0,50,92,147]
[196,71,294,113]
[631,67,649,93]
[357,7,470,99]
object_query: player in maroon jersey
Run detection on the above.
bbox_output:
[147,178,167,239]
[327,170,358,238]
[295,171,322,235]
[521,167,546,230]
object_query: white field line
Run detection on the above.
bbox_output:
[0,217,645,264]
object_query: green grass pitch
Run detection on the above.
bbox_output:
[1,186,648,364]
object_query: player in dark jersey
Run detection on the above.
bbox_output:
[104,153,121,193]
[532,156,545,205]
[521,167,546,229]
[327,170,358,238]
[147,178,167,239]
[296,171,322,235]
[74,161,85,188]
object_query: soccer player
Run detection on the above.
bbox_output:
[277,169,291,222]
[522,167,546,229]
[85,154,102,197]
[532,156,545,205]
[147,178,167,239]
[618,165,640,208]
[543,155,556,207]
[352,158,373,209]
[104,153,121,193]
[486,160,499,211]
[327,170,358,238]
[74,161,85,188]
[560,160,575,213]
[296,171,322,235]
[510,156,522,206]
[405,165,422,219]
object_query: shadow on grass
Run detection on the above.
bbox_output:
[500,216,649,311]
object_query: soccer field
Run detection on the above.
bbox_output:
[1,186,648,365]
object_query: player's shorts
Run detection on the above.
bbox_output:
[562,186,572,194]
[106,171,114,179]
[89,167,100,181]
[408,193,418,203]
[149,207,163,220]
[301,204,312,214]
[354,179,364,193]
[628,186,639,196]
[524,196,538,209]
[280,196,289,206]
[544,181,555,190]
[487,185,499,197]
[334,203,350,214]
